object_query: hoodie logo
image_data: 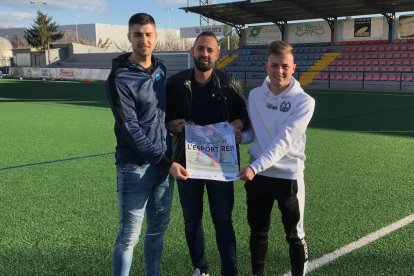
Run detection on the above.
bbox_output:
[155,73,161,81]
[280,101,291,112]
[266,103,278,110]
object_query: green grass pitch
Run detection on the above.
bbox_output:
[1,79,413,275]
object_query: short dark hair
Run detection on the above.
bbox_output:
[128,13,156,28]
[268,41,294,57]
[195,31,218,43]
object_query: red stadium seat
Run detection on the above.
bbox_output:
[400,45,408,51]
[380,74,388,81]
[401,53,409,59]
[403,75,413,82]
[387,75,400,81]
[372,74,380,81]
[391,45,400,51]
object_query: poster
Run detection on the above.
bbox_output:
[399,15,414,38]
[354,18,371,37]
[246,25,281,45]
[185,122,239,181]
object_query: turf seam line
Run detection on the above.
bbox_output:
[311,91,414,97]
[311,106,414,125]
[282,213,414,275]
[0,100,110,112]
[0,152,114,171]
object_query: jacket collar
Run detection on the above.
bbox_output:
[184,68,221,90]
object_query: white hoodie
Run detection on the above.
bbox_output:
[242,76,315,179]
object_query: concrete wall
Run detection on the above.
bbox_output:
[240,16,411,46]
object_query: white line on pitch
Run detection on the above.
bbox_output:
[282,213,414,275]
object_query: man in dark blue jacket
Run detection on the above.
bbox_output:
[106,13,188,276]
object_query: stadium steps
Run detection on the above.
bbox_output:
[300,52,341,86]
[216,53,238,69]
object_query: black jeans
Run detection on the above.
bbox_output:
[177,179,238,276]
[245,175,308,276]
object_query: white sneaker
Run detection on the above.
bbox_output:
[193,268,209,276]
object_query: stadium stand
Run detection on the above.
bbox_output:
[221,39,414,91]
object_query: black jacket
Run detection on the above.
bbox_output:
[166,68,249,166]
[106,53,172,167]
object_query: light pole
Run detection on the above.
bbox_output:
[73,15,79,42]
[165,8,172,29]
[30,1,47,11]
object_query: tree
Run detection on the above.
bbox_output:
[10,34,29,49]
[97,38,112,49]
[24,11,64,51]
[219,33,240,50]
[57,30,93,46]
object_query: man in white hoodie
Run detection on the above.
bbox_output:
[237,41,315,276]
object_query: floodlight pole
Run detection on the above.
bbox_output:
[30,1,47,11]
[165,8,172,29]
[74,15,79,42]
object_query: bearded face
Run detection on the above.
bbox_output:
[191,35,220,73]
[193,55,215,72]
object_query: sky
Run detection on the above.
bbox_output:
[0,0,235,29]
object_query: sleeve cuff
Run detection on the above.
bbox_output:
[157,155,173,169]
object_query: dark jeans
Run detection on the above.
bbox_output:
[245,175,308,276]
[177,179,238,276]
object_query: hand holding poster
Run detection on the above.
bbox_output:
[185,122,239,181]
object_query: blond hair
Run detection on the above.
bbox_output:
[268,41,294,57]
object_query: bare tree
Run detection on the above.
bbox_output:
[97,38,112,49]
[219,33,240,50]
[156,32,193,51]
[57,30,93,45]
[113,41,131,52]
[10,34,29,49]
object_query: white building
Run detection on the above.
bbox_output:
[0,23,179,52]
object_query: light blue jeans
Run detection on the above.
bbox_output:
[112,163,174,276]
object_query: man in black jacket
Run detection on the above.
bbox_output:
[106,13,188,276]
[166,31,249,276]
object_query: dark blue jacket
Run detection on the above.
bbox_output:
[106,53,172,167]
